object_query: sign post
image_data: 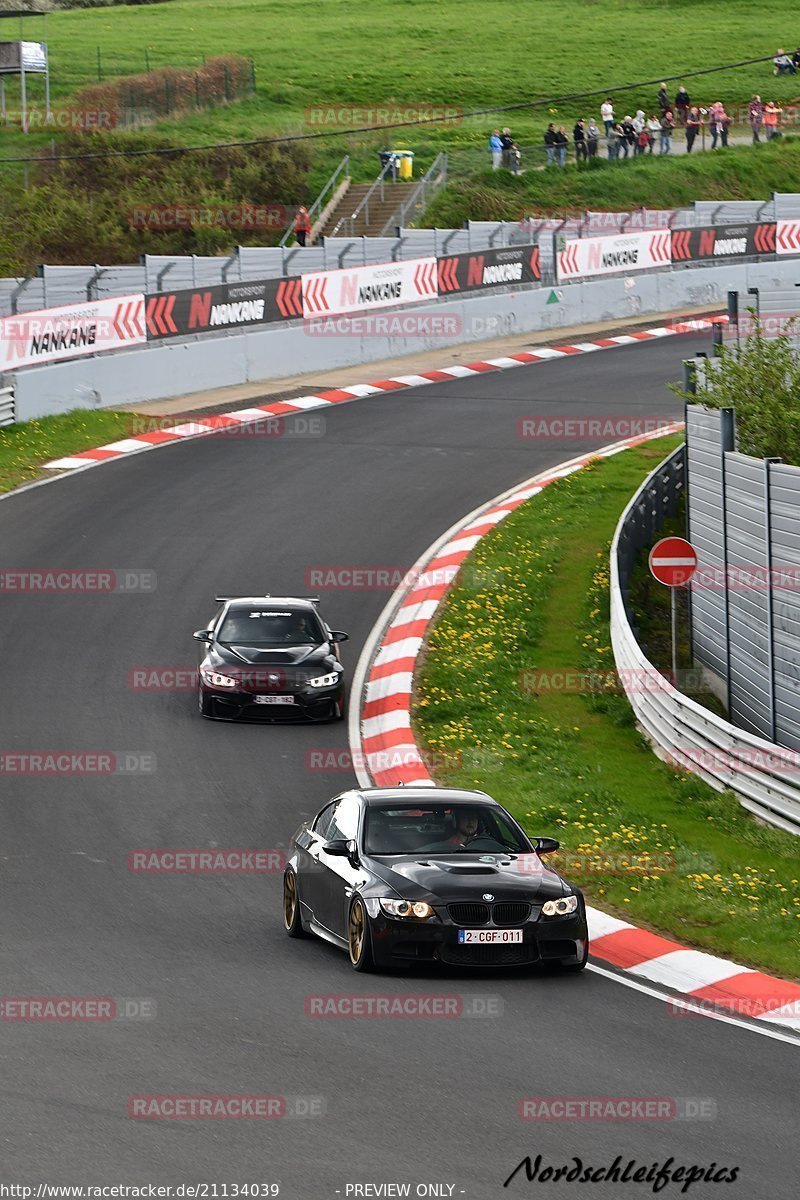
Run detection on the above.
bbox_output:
[648,536,698,681]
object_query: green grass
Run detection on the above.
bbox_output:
[0,409,135,492]
[414,436,800,979]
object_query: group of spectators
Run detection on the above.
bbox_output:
[773,47,800,74]
[488,128,522,172]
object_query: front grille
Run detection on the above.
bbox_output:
[440,943,538,967]
[448,902,490,926]
[492,901,531,926]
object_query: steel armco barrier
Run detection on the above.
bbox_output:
[611,445,800,834]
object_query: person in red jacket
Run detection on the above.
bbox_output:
[293,205,312,247]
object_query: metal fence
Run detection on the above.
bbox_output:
[3,191,800,318]
[685,403,800,751]
[611,443,800,834]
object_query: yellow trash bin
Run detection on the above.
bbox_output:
[397,151,414,180]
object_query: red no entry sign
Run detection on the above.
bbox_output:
[649,537,698,587]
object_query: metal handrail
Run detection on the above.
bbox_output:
[279,154,350,247]
[379,152,447,237]
[332,155,398,239]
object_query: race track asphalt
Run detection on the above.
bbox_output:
[1,334,797,1198]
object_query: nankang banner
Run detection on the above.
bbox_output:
[671,223,776,262]
[302,257,438,318]
[437,245,541,293]
[557,230,672,282]
[0,294,145,370]
[144,277,302,340]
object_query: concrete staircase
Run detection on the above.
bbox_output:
[316,181,418,239]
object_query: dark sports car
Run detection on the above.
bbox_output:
[283,787,588,972]
[193,595,348,721]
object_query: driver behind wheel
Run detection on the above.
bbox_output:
[446,808,481,846]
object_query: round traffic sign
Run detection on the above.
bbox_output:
[648,536,697,587]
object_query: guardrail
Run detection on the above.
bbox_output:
[278,154,350,248]
[611,445,800,834]
[380,151,448,236]
[0,384,14,426]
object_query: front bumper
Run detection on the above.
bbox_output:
[367,908,588,968]
[200,680,344,722]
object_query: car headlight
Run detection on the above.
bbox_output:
[200,667,239,689]
[541,895,579,917]
[308,669,342,688]
[379,898,434,920]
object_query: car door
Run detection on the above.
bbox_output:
[297,802,337,921]
[315,794,364,939]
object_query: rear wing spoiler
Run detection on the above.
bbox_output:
[214,594,321,604]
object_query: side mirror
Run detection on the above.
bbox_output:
[193,629,212,642]
[322,838,350,857]
[329,630,349,643]
[535,837,560,856]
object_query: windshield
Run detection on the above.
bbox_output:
[217,608,324,646]
[364,803,530,856]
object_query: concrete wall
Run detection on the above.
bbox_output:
[8,258,800,421]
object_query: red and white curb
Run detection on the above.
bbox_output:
[349,429,800,1038]
[42,318,722,472]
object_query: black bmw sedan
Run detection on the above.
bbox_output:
[283,787,588,972]
[193,596,348,721]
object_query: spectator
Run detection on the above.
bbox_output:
[749,94,764,143]
[647,112,661,153]
[764,100,782,140]
[632,109,646,154]
[774,49,796,75]
[586,118,600,157]
[601,97,614,133]
[793,47,800,72]
[657,83,670,114]
[636,124,650,155]
[709,101,729,149]
[489,129,503,169]
[500,127,514,168]
[685,106,702,153]
[543,122,557,165]
[573,118,588,160]
[659,109,674,154]
[555,125,569,166]
[674,84,691,125]
[510,141,522,174]
[607,121,622,160]
[620,115,636,158]
[293,205,311,247]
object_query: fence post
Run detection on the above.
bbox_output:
[145,48,150,72]
[765,459,781,742]
[96,46,102,82]
[165,79,171,114]
[224,66,231,102]
[195,73,201,110]
[250,58,256,95]
[719,407,736,716]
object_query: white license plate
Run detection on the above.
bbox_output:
[253,695,296,705]
[458,929,523,944]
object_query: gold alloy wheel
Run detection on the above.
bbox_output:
[348,900,366,964]
[283,872,298,931]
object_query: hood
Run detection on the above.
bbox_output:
[369,854,569,903]
[212,642,331,667]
